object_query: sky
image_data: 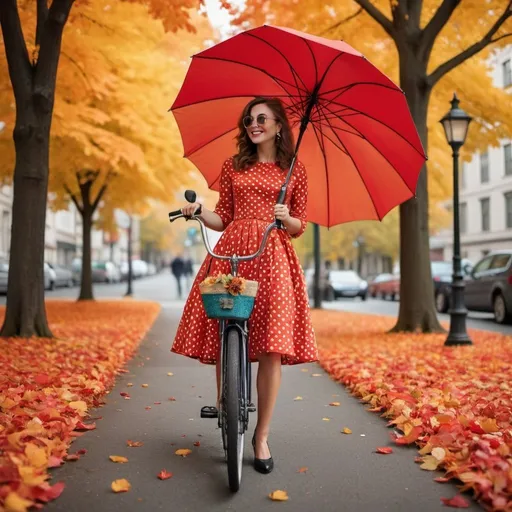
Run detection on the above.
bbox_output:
[204,0,245,39]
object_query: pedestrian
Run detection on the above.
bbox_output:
[171,97,318,475]
[170,254,185,299]
[183,255,194,290]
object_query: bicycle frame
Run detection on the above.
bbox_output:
[168,211,280,429]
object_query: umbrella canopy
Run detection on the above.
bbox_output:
[171,25,427,227]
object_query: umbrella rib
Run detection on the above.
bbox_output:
[320,81,401,100]
[308,119,350,153]
[303,38,318,84]
[245,32,310,100]
[320,102,416,197]
[323,97,427,160]
[316,103,382,221]
[310,107,331,226]
[183,125,238,159]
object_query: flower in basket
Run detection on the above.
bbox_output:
[201,273,223,286]
[225,276,246,296]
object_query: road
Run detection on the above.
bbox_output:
[31,272,492,511]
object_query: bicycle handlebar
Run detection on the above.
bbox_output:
[168,210,278,263]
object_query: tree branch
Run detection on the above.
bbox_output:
[34,0,74,113]
[491,33,512,43]
[63,183,83,214]
[36,0,49,46]
[0,0,32,100]
[91,172,115,212]
[407,0,423,28]
[428,1,512,87]
[320,7,363,36]
[352,0,395,37]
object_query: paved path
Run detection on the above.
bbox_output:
[44,276,482,512]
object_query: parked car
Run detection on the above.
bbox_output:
[0,259,8,294]
[462,251,512,324]
[121,260,149,280]
[433,259,473,313]
[328,270,368,300]
[368,273,400,300]
[44,262,74,290]
[92,261,121,283]
[304,267,334,301]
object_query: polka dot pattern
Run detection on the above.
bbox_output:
[171,157,318,365]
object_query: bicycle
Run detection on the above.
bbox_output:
[169,190,279,492]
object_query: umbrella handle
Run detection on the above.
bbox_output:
[275,185,288,229]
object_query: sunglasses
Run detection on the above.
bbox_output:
[243,114,277,128]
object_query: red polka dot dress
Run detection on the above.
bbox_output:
[171,157,318,365]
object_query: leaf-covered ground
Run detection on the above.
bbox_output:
[0,300,160,512]
[313,310,512,511]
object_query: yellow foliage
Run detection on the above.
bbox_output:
[0,0,215,222]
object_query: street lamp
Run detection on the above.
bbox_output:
[440,93,472,346]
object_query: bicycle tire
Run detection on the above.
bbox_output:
[225,328,244,492]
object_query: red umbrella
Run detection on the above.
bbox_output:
[171,25,426,227]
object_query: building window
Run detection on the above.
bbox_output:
[506,192,512,229]
[460,202,467,233]
[480,197,490,232]
[480,152,489,183]
[504,59,512,88]
[505,144,512,176]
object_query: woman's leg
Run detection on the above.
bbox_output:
[254,352,282,459]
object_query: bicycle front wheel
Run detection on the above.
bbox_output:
[225,327,244,492]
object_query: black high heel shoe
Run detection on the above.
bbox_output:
[252,434,274,474]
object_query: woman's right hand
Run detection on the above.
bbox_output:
[181,202,202,217]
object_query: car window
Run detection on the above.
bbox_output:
[473,256,493,274]
[489,254,511,271]
[330,271,359,282]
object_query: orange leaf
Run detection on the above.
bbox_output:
[341,427,352,434]
[109,455,128,463]
[157,469,173,480]
[329,402,341,406]
[175,449,192,457]
[127,440,143,447]
[376,447,393,454]
[268,490,289,501]
[4,491,34,512]
[440,495,469,508]
[297,467,308,473]
[111,479,131,493]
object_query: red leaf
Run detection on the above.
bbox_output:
[75,421,96,431]
[157,470,173,480]
[34,374,51,385]
[440,495,470,508]
[376,447,393,454]
[120,392,130,397]
[193,441,201,447]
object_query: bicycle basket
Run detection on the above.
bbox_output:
[199,281,258,320]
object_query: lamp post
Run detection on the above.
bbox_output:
[440,93,473,346]
[354,235,365,276]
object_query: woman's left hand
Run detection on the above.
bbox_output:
[274,204,291,222]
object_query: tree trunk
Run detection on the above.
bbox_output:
[78,206,94,300]
[0,114,53,337]
[390,47,444,333]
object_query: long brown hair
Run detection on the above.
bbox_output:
[232,97,295,171]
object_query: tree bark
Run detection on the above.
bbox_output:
[0,0,73,337]
[79,205,94,301]
[390,43,444,333]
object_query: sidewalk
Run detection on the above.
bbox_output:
[44,303,482,512]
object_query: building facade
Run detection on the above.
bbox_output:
[436,45,512,264]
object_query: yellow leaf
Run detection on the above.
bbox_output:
[141,384,149,388]
[18,466,48,486]
[167,372,174,376]
[312,374,322,377]
[420,455,440,471]
[431,447,446,461]
[109,455,129,463]
[293,396,303,401]
[175,448,192,457]
[342,427,352,434]
[127,383,134,387]
[25,443,48,469]
[111,479,131,493]
[329,402,341,406]
[322,417,330,421]
[301,369,309,372]
[4,492,33,512]
[269,490,289,501]
[69,400,88,413]
[480,418,499,433]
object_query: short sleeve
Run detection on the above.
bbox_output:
[289,162,308,238]
[213,159,234,229]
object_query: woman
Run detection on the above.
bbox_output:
[172,97,318,474]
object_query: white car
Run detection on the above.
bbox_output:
[328,270,368,300]
[121,260,148,279]
[45,262,74,290]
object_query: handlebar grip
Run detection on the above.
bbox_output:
[168,204,202,223]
